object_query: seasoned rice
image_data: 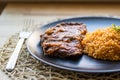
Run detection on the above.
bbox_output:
[82,27,120,61]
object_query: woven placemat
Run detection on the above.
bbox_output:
[1,18,120,80]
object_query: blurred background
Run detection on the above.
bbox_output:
[0,0,120,16]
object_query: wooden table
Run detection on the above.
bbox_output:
[1,2,120,80]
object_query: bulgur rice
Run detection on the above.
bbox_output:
[82,27,120,61]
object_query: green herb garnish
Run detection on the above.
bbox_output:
[112,24,120,31]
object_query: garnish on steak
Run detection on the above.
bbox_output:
[40,22,87,58]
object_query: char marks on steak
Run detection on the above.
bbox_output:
[40,22,87,58]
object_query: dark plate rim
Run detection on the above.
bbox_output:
[26,16,120,73]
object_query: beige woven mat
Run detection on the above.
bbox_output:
[1,18,120,80]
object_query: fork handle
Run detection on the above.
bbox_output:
[6,38,25,71]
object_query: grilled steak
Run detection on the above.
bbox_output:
[40,22,87,58]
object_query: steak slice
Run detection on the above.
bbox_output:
[40,22,87,58]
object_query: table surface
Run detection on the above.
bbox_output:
[1,2,120,80]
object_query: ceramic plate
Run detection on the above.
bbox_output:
[27,16,120,73]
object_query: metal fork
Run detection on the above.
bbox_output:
[6,19,34,71]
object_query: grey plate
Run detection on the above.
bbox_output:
[26,16,120,73]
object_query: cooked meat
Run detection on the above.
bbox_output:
[40,22,87,58]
